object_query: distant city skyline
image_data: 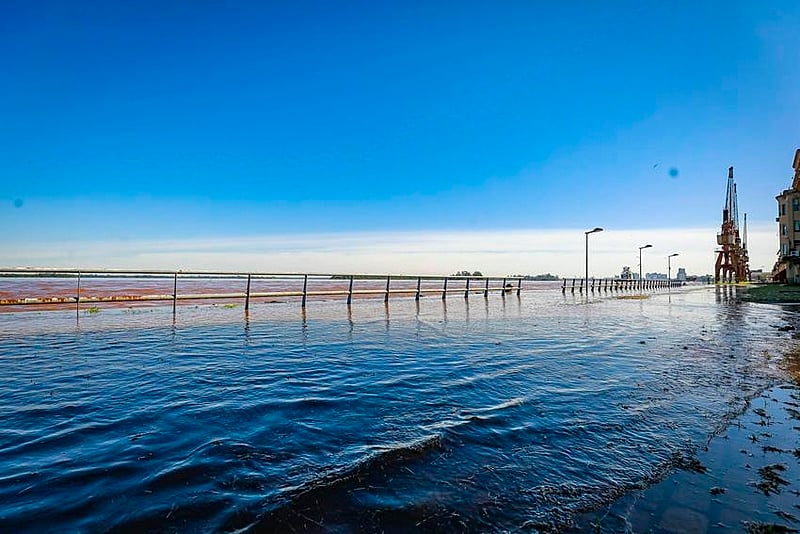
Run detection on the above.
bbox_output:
[0,224,777,278]
[2,2,797,274]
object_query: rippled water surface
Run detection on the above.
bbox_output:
[0,286,795,531]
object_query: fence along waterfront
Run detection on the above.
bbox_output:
[0,268,524,316]
[561,277,683,293]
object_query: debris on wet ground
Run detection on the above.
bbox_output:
[571,383,800,532]
[743,520,799,533]
[680,457,708,474]
[752,463,790,496]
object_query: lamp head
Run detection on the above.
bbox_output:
[586,227,604,234]
[640,244,653,250]
[669,253,679,257]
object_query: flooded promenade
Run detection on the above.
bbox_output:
[0,283,797,531]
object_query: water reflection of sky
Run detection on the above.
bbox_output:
[0,286,796,531]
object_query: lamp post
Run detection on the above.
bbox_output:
[585,227,603,293]
[639,244,653,290]
[668,253,679,288]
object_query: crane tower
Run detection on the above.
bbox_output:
[714,166,750,283]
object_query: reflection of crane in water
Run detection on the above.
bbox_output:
[715,166,750,283]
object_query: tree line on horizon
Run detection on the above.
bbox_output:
[507,273,560,281]
[451,271,560,281]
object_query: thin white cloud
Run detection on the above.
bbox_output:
[1,225,778,277]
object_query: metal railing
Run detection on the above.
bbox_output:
[561,277,683,294]
[0,268,524,316]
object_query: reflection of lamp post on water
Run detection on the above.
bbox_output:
[585,227,603,293]
[668,253,679,290]
[638,244,652,291]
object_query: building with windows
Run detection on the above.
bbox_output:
[773,149,800,283]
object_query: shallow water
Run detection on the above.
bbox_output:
[0,286,795,531]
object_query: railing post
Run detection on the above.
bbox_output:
[76,271,81,319]
[561,278,566,293]
[415,277,421,301]
[384,275,390,304]
[301,274,308,308]
[442,277,448,300]
[571,278,575,293]
[464,277,470,299]
[347,275,354,305]
[173,272,178,317]
[502,277,507,297]
[579,278,583,294]
[484,278,489,298]
[517,278,522,296]
[245,274,251,311]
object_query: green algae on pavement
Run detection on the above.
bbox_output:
[741,284,800,304]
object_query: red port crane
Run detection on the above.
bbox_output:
[714,166,750,283]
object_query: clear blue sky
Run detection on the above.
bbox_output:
[1,1,799,268]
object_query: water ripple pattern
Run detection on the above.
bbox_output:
[0,286,795,531]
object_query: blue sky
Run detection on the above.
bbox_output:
[1,1,798,274]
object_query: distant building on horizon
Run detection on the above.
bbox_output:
[646,272,667,280]
[676,268,687,281]
[773,148,800,283]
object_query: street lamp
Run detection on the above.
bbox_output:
[668,253,679,287]
[639,244,653,290]
[585,227,604,293]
